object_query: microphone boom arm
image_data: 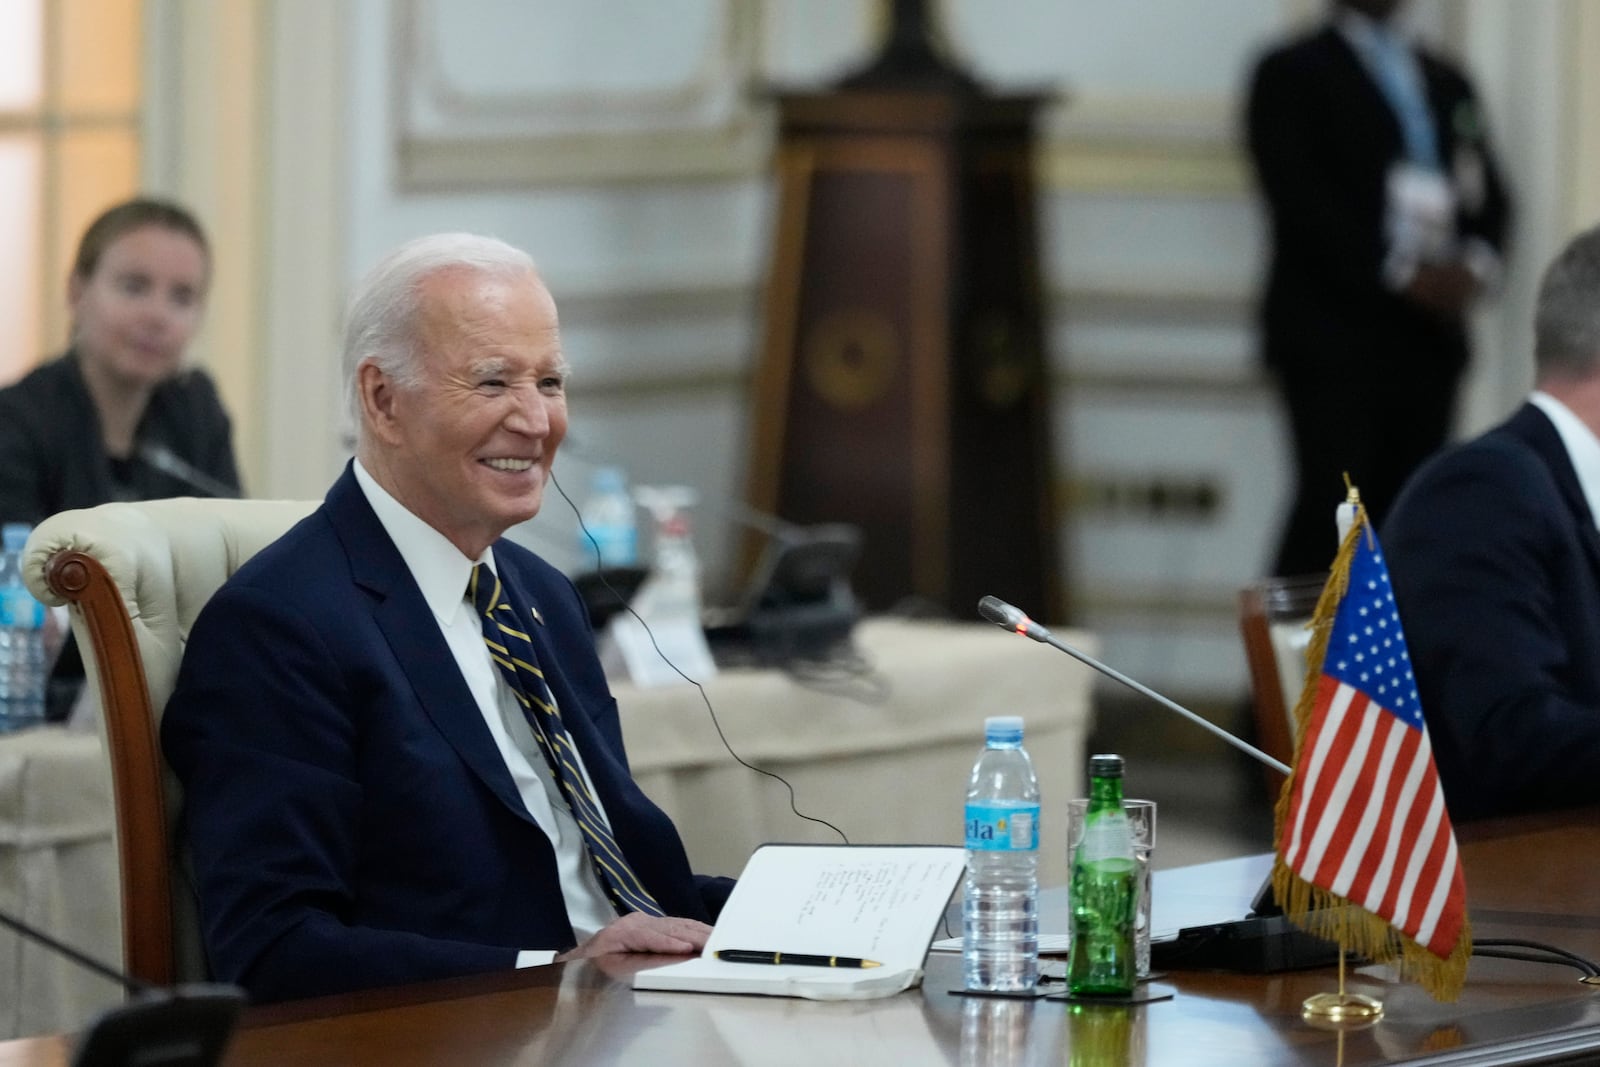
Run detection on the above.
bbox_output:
[137,445,238,498]
[977,595,1292,777]
[0,907,152,995]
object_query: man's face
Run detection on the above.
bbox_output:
[364,267,569,558]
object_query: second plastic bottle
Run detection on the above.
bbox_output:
[0,522,46,733]
[576,466,638,570]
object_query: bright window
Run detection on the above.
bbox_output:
[0,0,142,383]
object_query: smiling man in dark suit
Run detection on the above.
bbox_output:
[162,233,732,1002]
[1383,225,1600,822]
[1247,0,1511,578]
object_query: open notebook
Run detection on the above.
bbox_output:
[633,844,965,1001]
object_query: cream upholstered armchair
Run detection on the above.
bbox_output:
[23,498,317,988]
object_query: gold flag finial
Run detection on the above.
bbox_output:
[1342,472,1360,506]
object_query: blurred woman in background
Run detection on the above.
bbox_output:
[0,196,240,528]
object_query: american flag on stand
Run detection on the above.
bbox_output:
[1271,493,1471,1001]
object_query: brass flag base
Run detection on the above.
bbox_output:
[1302,948,1384,1024]
[1301,990,1384,1024]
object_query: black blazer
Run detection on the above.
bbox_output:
[1245,25,1511,375]
[162,465,734,1002]
[0,350,240,526]
[1382,404,1600,821]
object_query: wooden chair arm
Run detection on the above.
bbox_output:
[44,548,176,988]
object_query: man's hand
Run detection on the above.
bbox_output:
[1404,262,1481,318]
[555,913,714,962]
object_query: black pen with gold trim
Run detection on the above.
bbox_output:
[714,949,882,969]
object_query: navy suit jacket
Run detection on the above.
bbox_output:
[162,466,732,1002]
[1382,404,1600,821]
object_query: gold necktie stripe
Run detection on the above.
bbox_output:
[468,564,665,918]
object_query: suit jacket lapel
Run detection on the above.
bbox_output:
[322,466,542,829]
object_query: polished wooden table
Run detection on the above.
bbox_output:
[4,810,1599,1065]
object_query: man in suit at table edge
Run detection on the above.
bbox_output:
[1247,0,1512,577]
[162,233,733,1002]
[1383,224,1600,823]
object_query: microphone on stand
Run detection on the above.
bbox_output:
[976,595,1290,776]
[975,594,1350,974]
[0,905,243,1065]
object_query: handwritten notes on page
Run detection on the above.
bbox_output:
[633,845,965,1001]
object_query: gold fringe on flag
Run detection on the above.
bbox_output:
[1269,503,1472,1002]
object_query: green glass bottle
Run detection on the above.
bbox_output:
[1067,753,1137,996]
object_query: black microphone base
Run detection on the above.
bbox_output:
[1150,913,1348,974]
[72,984,245,1067]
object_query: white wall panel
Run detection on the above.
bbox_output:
[405,0,739,129]
[1044,194,1263,290]
[559,317,751,385]
[1061,396,1286,573]
[430,1,722,98]
[758,0,873,86]
[1058,319,1251,373]
[946,0,1293,97]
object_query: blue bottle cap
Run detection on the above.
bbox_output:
[2,523,31,553]
[984,715,1024,743]
[592,467,628,493]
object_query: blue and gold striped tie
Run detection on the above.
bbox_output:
[469,563,664,917]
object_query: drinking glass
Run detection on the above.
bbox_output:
[1066,798,1156,978]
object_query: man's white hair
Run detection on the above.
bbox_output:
[343,232,538,435]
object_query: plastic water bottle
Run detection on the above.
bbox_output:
[963,715,1040,992]
[0,523,47,733]
[578,466,638,570]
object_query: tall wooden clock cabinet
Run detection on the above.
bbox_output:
[744,1,1062,620]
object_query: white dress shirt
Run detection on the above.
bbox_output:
[352,460,617,965]
[1529,392,1600,532]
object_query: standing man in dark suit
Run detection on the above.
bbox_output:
[1247,0,1511,577]
[162,233,732,1003]
[1383,224,1600,822]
